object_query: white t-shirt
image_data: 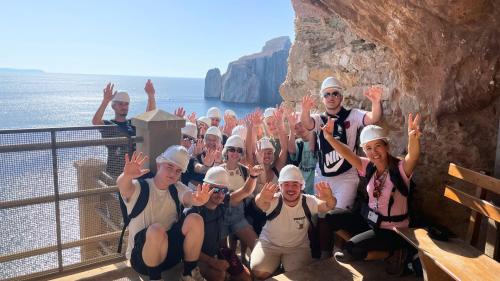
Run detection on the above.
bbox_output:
[122,178,190,259]
[222,164,246,192]
[259,193,321,248]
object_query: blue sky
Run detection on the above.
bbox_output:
[0,0,295,78]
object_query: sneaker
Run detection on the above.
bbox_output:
[179,267,206,281]
[385,248,407,275]
[334,250,355,263]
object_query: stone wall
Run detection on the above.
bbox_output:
[282,0,500,235]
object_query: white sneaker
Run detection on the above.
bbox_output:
[179,267,206,281]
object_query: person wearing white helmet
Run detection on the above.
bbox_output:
[197,116,211,139]
[92,80,157,178]
[231,125,247,142]
[116,146,213,281]
[320,113,420,274]
[250,165,336,279]
[221,109,238,141]
[207,107,222,127]
[181,122,198,153]
[185,164,263,281]
[300,76,383,258]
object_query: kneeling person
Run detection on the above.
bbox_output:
[117,146,212,281]
[186,165,264,281]
[250,165,336,279]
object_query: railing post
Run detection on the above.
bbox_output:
[74,158,106,261]
[132,109,185,174]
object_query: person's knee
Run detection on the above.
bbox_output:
[345,241,367,260]
[182,213,204,236]
[252,270,271,280]
[146,223,167,244]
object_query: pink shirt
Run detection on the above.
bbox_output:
[358,158,411,230]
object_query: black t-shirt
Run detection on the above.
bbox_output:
[184,204,226,256]
[181,157,205,186]
[101,119,136,178]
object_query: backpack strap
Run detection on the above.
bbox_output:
[168,184,182,221]
[301,195,313,226]
[118,179,149,253]
[271,166,279,177]
[239,164,249,181]
[266,196,283,221]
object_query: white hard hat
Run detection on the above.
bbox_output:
[320,77,343,95]
[204,166,230,187]
[205,126,222,140]
[263,107,276,119]
[207,107,222,119]
[258,137,275,152]
[197,116,211,127]
[225,135,244,149]
[156,145,189,172]
[278,165,305,189]
[181,122,198,140]
[224,109,237,119]
[112,91,130,103]
[359,125,389,147]
[231,125,247,141]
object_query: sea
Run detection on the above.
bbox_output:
[0,72,273,279]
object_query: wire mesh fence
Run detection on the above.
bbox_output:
[0,125,140,281]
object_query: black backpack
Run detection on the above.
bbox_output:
[117,178,182,253]
[363,156,415,225]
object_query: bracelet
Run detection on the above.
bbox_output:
[250,174,258,179]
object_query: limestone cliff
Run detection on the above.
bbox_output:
[204,68,222,98]
[205,36,291,104]
[282,0,500,236]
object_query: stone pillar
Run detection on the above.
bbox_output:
[132,109,186,174]
[74,158,106,261]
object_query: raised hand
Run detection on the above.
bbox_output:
[103,82,116,103]
[174,107,186,118]
[249,164,265,177]
[123,152,150,178]
[408,113,421,139]
[255,142,264,165]
[202,149,216,167]
[259,182,278,202]
[315,181,334,202]
[193,139,204,156]
[214,144,223,164]
[144,79,155,97]
[301,95,316,112]
[187,112,197,123]
[192,182,214,206]
[287,111,298,129]
[364,86,382,104]
[273,109,285,134]
[320,117,335,135]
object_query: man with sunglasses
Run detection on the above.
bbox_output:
[300,76,382,259]
[185,165,264,281]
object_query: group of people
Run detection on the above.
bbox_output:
[93,76,421,281]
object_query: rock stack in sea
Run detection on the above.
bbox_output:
[204,36,291,104]
[282,0,500,236]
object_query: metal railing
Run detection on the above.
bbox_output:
[0,125,143,281]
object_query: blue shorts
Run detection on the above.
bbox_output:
[221,202,250,237]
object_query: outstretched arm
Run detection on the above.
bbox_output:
[320,117,363,171]
[300,95,316,131]
[116,152,150,201]
[230,165,264,206]
[363,86,383,125]
[274,108,288,171]
[144,79,156,112]
[286,111,298,155]
[403,113,421,177]
[92,83,115,125]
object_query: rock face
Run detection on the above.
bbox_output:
[282,0,500,236]
[205,36,291,104]
[204,68,222,98]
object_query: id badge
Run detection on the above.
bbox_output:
[367,211,379,224]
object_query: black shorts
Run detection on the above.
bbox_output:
[130,221,184,275]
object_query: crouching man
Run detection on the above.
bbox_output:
[250,165,337,279]
[117,146,213,281]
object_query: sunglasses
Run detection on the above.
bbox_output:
[227,147,243,154]
[211,187,229,194]
[182,135,196,143]
[323,91,342,98]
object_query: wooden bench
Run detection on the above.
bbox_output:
[395,163,500,281]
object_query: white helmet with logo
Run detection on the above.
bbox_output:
[320,77,343,95]
[156,145,189,172]
[278,165,305,189]
[359,125,389,147]
[225,135,244,149]
[204,166,230,187]
[258,137,275,152]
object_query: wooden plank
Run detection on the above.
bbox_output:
[465,187,488,246]
[444,186,500,223]
[418,251,455,281]
[395,228,500,281]
[448,163,500,194]
[485,217,500,260]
